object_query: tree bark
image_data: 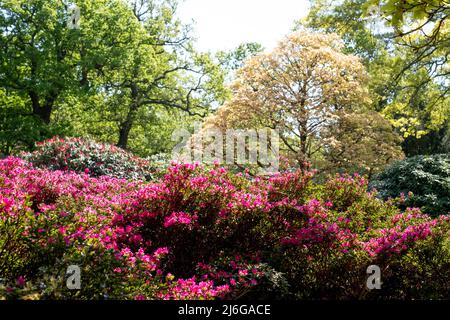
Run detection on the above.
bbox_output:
[117,83,139,150]
[36,104,52,124]
[117,117,133,150]
[29,91,52,124]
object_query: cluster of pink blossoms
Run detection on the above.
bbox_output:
[1,156,449,300]
[363,216,449,257]
[157,277,230,300]
[164,212,197,228]
[281,199,357,252]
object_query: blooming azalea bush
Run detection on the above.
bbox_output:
[280,174,450,299]
[0,156,449,300]
[20,137,156,181]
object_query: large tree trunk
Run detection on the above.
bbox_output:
[29,91,52,124]
[117,118,133,150]
[35,105,52,124]
[117,83,139,150]
[298,118,309,169]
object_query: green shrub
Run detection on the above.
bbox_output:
[369,154,450,216]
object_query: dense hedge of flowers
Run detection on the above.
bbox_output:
[20,137,156,181]
[0,157,449,300]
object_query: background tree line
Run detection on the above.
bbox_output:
[1,0,448,174]
[0,0,228,157]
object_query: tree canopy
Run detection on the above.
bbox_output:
[300,0,449,156]
[0,0,446,169]
[0,0,227,155]
[202,31,403,173]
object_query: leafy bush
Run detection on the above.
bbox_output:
[20,137,155,181]
[0,90,74,156]
[0,158,449,300]
[369,154,450,216]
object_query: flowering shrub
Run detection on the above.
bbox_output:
[21,137,155,181]
[0,157,449,300]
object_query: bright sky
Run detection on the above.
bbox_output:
[177,0,310,53]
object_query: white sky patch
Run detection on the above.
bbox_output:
[177,0,310,53]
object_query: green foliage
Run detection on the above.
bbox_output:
[0,0,227,157]
[84,1,228,151]
[0,0,134,121]
[301,0,450,157]
[370,154,450,216]
[299,0,386,63]
[366,0,449,30]
[216,42,264,84]
[0,90,69,155]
